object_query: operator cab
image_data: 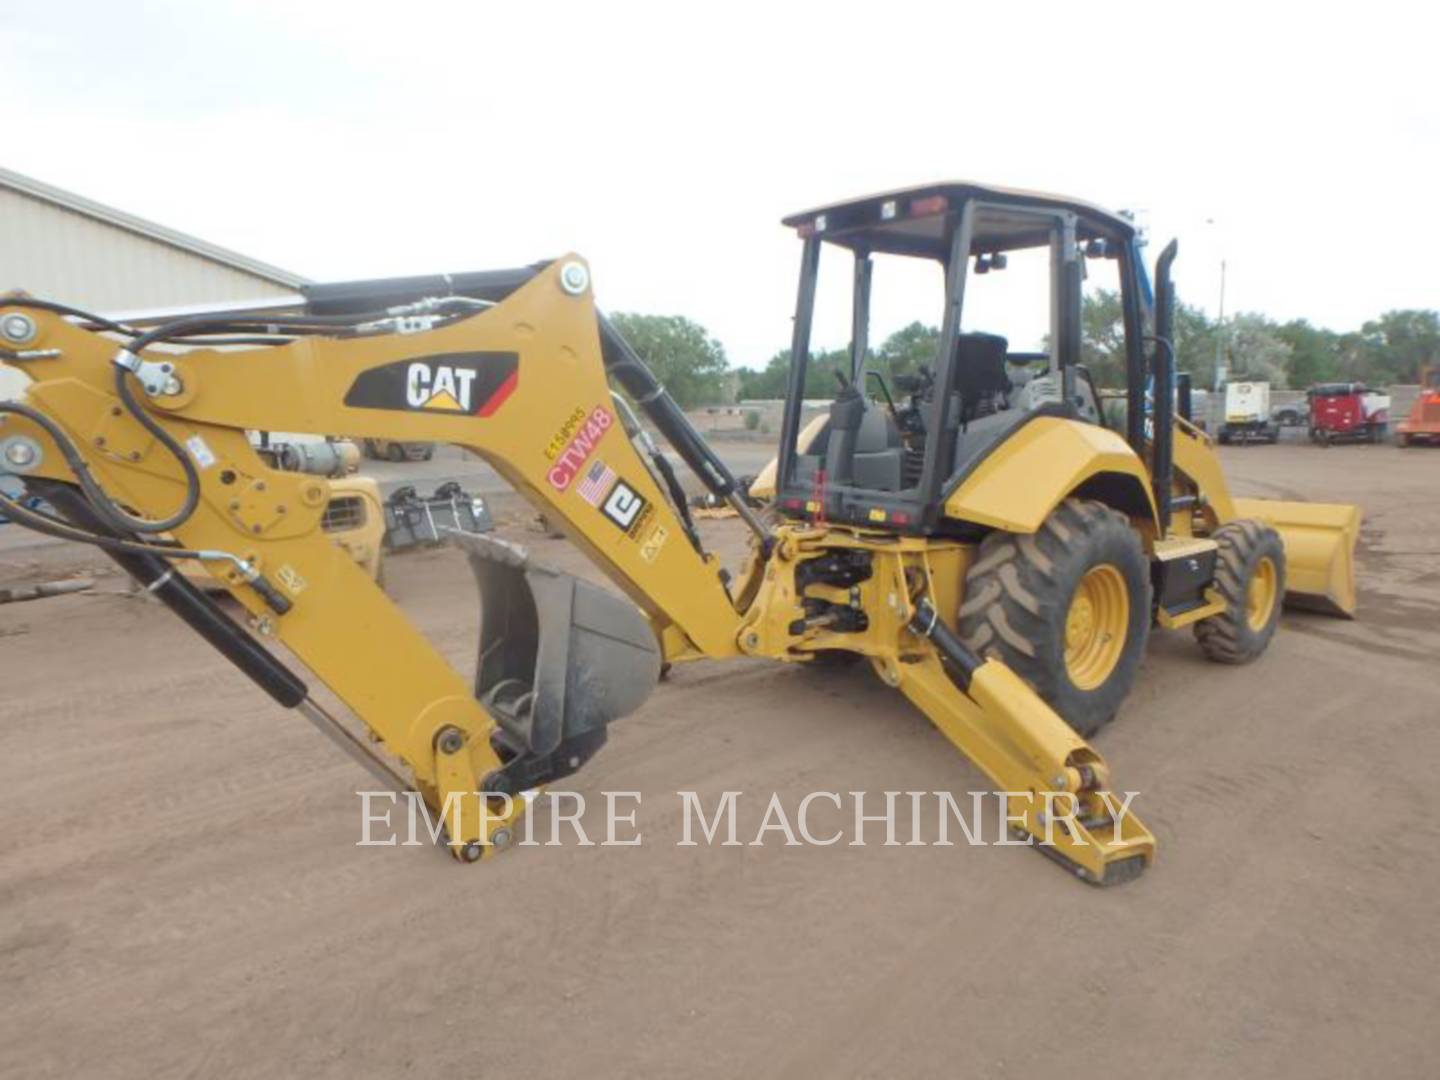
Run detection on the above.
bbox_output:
[773,182,1148,534]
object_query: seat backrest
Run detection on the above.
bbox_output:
[952,333,1010,417]
[824,394,900,487]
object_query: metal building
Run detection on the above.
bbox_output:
[0,165,306,313]
[1,165,307,399]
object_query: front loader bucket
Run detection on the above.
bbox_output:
[454,533,661,791]
[1232,497,1361,618]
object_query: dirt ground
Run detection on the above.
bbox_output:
[2,442,1438,1079]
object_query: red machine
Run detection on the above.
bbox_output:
[1396,370,1440,447]
[1308,383,1388,445]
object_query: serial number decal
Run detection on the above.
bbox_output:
[547,405,615,490]
[544,406,590,460]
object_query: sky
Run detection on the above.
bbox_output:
[1,0,1435,368]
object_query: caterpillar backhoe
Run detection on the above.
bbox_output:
[0,182,1361,885]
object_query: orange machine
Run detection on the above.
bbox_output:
[1396,370,1440,446]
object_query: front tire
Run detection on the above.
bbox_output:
[958,499,1152,737]
[1194,520,1285,664]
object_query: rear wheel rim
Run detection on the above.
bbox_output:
[1247,555,1278,631]
[1065,564,1129,691]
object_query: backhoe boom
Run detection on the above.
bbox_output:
[0,251,1155,880]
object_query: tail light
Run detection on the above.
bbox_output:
[909,195,949,217]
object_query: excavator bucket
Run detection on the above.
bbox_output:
[1232,497,1361,618]
[455,533,662,790]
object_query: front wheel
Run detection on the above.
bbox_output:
[958,499,1152,737]
[1194,520,1286,664]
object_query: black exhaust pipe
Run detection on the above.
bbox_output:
[1151,240,1179,533]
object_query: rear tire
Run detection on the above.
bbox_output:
[1194,520,1285,664]
[958,498,1152,738]
[386,443,406,462]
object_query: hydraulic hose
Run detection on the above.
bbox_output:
[0,402,290,612]
[103,363,202,533]
[0,296,396,536]
[0,400,196,548]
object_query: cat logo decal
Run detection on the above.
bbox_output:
[344,352,519,416]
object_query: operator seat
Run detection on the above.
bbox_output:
[945,332,1035,482]
[824,383,903,491]
[953,332,1011,422]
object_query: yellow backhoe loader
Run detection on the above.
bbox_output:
[0,182,1360,885]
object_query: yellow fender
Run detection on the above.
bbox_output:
[942,417,1157,533]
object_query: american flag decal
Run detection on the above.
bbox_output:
[576,460,617,507]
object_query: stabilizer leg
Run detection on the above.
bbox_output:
[900,601,1155,885]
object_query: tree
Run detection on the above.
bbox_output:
[1172,300,1220,387]
[741,301,1440,400]
[1275,319,1340,387]
[737,345,859,400]
[1359,310,1440,383]
[1079,289,1127,386]
[1224,312,1292,386]
[736,350,790,400]
[607,313,730,408]
[1075,289,1215,388]
[874,322,940,381]
[1076,290,1223,389]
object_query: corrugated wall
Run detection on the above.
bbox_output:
[0,187,296,311]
